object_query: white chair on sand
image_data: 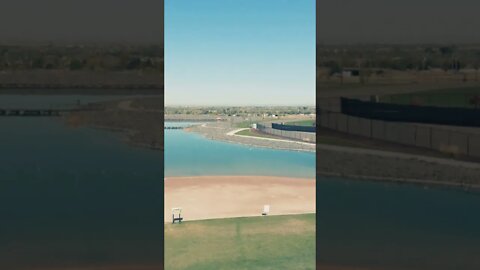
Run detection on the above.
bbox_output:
[262,205,270,216]
[172,207,183,224]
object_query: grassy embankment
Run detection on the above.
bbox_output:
[235,119,315,139]
[235,120,256,128]
[380,86,480,108]
[235,121,365,148]
[165,214,315,270]
[235,128,279,139]
[285,119,315,126]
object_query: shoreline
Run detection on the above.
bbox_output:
[63,99,480,190]
[193,131,316,153]
[186,122,316,153]
[164,175,315,223]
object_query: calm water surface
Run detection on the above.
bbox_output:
[318,178,480,270]
[0,95,163,268]
[165,122,315,178]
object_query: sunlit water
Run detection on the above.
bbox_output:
[165,122,316,178]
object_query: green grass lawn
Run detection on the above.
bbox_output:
[165,214,315,270]
[380,86,480,108]
[235,121,256,128]
[284,119,315,126]
[235,128,279,139]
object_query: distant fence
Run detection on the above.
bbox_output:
[319,110,480,158]
[272,123,315,133]
[341,97,480,127]
[257,123,316,143]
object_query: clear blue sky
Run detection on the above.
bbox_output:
[165,0,315,106]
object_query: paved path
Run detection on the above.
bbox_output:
[226,128,248,135]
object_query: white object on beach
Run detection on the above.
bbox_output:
[172,207,183,223]
[262,205,270,216]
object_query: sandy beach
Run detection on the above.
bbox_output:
[164,176,315,222]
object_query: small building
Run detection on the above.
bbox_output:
[342,68,360,77]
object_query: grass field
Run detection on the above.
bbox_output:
[235,128,279,139]
[235,120,256,128]
[285,119,315,126]
[165,214,315,270]
[380,86,480,108]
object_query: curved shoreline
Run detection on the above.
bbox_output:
[187,122,316,153]
[67,100,480,190]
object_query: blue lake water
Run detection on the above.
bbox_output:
[0,96,163,268]
[164,123,316,178]
[318,178,480,270]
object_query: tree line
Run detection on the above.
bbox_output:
[0,44,163,72]
[317,44,480,74]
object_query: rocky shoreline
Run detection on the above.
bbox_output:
[187,121,316,152]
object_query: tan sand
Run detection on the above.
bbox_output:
[164,176,315,222]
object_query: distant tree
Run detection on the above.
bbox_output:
[473,60,480,81]
[32,57,44,69]
[469,95,480,109]
[442,61,451,72]
[439,46,455,56]
[126,57,141,70]
[69,59,83,70]
[324,60,342,76]
[424,47,435,54]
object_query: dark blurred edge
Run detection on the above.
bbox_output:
[0,0,164,269]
